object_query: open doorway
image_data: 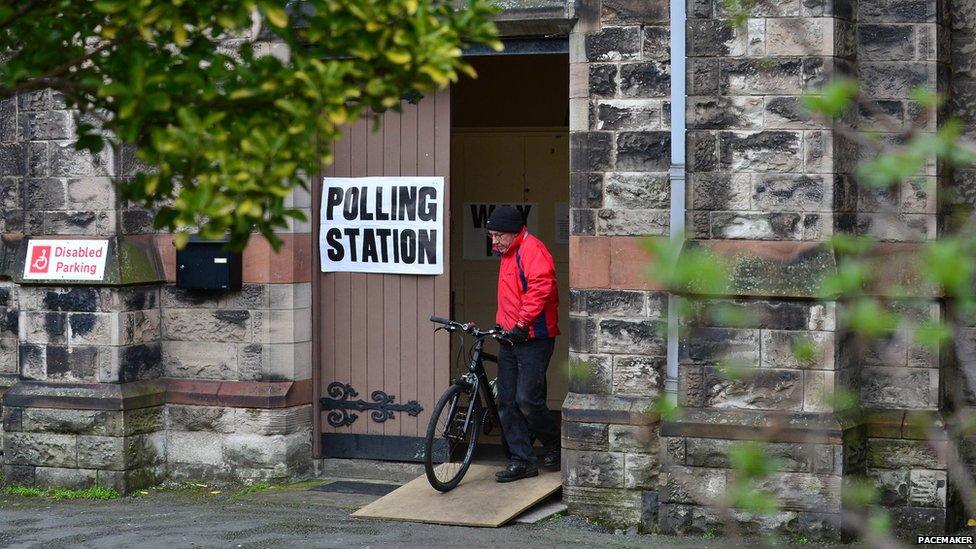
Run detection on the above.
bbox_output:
[449,53,570,425]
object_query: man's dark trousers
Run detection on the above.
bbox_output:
[497,337,560,465]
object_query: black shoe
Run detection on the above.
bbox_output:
[541,448,560,469]
[495,462,539,483]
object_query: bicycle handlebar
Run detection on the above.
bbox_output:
[428,315,510,342]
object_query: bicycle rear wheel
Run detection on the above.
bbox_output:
[424,383,482,492]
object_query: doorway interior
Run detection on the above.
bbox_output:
[449,52,570,431]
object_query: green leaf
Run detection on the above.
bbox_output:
[802,78,859,119]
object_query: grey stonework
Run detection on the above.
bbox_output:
[162,283,312,382]
[0,75,312,491]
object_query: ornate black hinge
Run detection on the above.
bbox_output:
[320,382,423,428]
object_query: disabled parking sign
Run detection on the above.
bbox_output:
[23,239,109,281]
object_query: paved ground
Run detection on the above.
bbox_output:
[0,476,820,549]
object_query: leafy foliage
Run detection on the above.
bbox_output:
[0,1,500,249]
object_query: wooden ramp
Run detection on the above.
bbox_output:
[352,464,561,527]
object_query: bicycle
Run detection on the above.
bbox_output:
[423,315,510,492]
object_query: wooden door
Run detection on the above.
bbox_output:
[315,90,451,460]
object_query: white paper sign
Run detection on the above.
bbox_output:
[462,203,538,260]
[320,177,444,275]
[23,239,109,281]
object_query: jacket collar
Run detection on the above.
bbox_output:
[502,227,528,257]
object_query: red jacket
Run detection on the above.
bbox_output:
[496,229,560,339]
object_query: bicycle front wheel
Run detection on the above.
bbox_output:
[424,383,482,492]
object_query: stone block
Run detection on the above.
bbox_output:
[588,64,617,98]
[22,408,122,436]
[0,143,26,176]
[860,366,937,409]
[688,96,763,130]
[687,173,752,210]
[161,285,222,309]
[124,432,166,469]
[609,424,657,452]
[858,0,938,23]
[687,59,719,95]
[720,59,803,95]
[66,312,113,345]
[677,365,705,407]
[803,370,835,412]
[2,464,35,486]
[618,62,670,98]
[867,438,946,469]
[167,404,234,433]
[66,177,115,210]
[568,353,612,395]
[766,17,835,56]
[5,432,77,467]
[866,467,910,506]
[601,0,668,25]
[570,132,613,172]
[888,506,948,537]
[117,310,162,346]
[701,367,804,411]
[49,140,114,177]
[563,448,626,488]
[603,172,669,210]
[687,130,718,172]
[664,437,686,465]
[570,172,604,209]
[596,209,668,236]
[2,406,23,432]
[754,472,841,512]
[571,208,596,236]
[26,209,116,236]
[858,24,916,60]
[248,308,311,344]
[220,284,271,310]
[562,421,610,451]
[860,62,937,98]
[0,337,18,372]
[708,212,804,240]
[23,177,66,209]
[167,430,222,465]
[908,469,947,507]
[688,19,746,57]
[598,319,666,355]
[761,330,835,370]
[234,405,312,436]
[34,466,97,489]
[124,406,164,436]
[569,316,597,353]
[223,431,310,471]
[45,344,99,381]
[624,453,659,489]
[764,96,821,129]
[77,435,125,469]
[163,340,238,379]
[719,130,803,172]
[661,465,726,504]
[614,131,670,171]
[613,355,665,397]
[642,26,670,60]
[593,99,663,131]
[679,328,760,366]
[585,26,641,62]
[163,309,249,343]
[564,485,643,527]
[752,174,830,211]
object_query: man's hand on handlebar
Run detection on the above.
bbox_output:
[506,325,528,344]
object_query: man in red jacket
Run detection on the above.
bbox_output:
[485,205,560,482]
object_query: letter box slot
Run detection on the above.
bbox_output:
[176,235,242,291]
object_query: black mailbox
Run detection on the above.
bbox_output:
[176,236,242,291]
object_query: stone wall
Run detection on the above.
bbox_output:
[0,32,314,490]
[564,0,670,529]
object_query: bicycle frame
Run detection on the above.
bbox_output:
[452,336,504,444]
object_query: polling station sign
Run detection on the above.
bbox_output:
[23,239,109,281]
[320,177,444,275]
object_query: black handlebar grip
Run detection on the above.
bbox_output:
[429,315,451,325]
